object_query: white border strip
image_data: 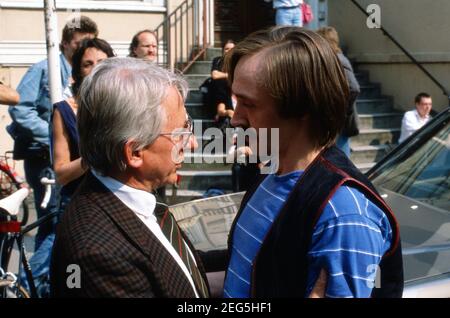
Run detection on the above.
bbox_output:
[0,0,166,13]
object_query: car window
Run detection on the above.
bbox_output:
[371,121,450,212]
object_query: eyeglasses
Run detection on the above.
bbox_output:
[159,114,193,150]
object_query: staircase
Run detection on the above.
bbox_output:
[165,48,403,205]
[350,69,403,171]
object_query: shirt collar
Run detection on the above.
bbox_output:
[92,170,157,219]
[414,109,429,121]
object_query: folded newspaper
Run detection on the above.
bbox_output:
[170,192,245,252]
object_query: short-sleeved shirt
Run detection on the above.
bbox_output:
[223,170,392,298]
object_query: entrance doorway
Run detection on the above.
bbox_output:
[214,0,274,47]
[213,0,328,47]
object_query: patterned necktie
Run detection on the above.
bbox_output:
[155,207,209,298]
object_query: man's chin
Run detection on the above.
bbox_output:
[168,169,181,185]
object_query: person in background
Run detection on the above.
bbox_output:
[317,26,360,157]
[265,0,304,27]
[222,26,403,298]
[0,81,19,105]
[6,16,98,251]
[227,134,261,192]
[129,29,167,201]
[20,38,115,298]
[51,58,210,297]
[211,40,235,129]
[129,29,158,62]
[398,92,432,143]
[53,38,115,218]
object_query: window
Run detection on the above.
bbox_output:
[372,120,450,211]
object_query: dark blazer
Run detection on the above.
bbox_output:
[50,172,208,298]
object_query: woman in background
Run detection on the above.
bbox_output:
[317,26,360,157]
[210,40,236,128]
[52,38,115,212]
[23,38,115,297]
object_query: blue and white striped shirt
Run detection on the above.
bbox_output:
[223,170,392,298]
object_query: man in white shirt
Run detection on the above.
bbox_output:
[50,58,210,298]
[399,92,432,143]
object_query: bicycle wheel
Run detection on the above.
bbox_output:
[0,167,29,226]
[0,281,30,298]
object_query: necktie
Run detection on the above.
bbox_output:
[156,207,209,298]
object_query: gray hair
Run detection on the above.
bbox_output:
[77,57,188,175]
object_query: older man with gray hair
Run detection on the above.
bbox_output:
[50,57,210,298]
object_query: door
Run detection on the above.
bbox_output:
[307,0,329,30]
[214,0,274,47]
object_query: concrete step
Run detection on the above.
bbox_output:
[181,153,232,171]
[193,119,215,132]
[358,112,403,130]
[205,48,222,61]
[185,61,212,75]
[355,71,370,84]
[350,144,393,165]
[165,189,205,205]
[186,102,210,119]
[356,98,394,114]
[185,74,210,89]
[176,170,232,191]
[358,83,381,99]
[350,128,400,147]
[165,188,233,205]
[186,89,204,104]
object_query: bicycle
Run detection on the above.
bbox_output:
[0,182,58,298]
[0,151,30,225]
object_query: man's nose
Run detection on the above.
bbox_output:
[189,134,199,151]
[230,105,248,128]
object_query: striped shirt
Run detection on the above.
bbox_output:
[223,170,392,298]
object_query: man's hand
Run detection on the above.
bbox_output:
[309,269,328,298]
[0,83,20,105]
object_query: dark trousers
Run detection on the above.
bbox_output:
[24,157,57,251]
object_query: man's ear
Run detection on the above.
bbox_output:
[61,41,69,53]
[123,140,144,169]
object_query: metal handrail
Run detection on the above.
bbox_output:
[350,0,450,104]
[155,0,211,72]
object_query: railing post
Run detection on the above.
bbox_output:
[156,0,211,73]
[166,14,172,70]
[43,0,62,105]
[202,0,207,50]
[194,0,199,49]
[174,9,178,70]
[208,0,214,47]
[349,0,449,101]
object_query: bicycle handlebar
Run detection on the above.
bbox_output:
[40,177,55,209]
